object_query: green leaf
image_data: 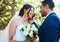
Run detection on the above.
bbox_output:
[26,35,32,40]
[21,28,24,31]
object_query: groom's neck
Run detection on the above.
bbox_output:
[46,9,53,16]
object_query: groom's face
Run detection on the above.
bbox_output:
[40,5,46,17]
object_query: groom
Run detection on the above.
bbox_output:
[38,0,60,42]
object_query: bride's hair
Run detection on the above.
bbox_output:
[19,4,34,17]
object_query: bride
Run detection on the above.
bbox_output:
[0,4,35,42]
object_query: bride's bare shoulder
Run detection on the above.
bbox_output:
[12,18,22,25]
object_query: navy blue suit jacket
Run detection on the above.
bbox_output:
[38,12,60,42]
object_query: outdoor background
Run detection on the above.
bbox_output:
[0,0,60,30]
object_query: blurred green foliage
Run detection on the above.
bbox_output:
[0,0,12,30]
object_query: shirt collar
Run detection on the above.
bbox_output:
[46,11,54,18]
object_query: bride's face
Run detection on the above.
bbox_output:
[23,7,34,20]
[28,8,35,19]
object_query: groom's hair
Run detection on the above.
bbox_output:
[42,0,55,10]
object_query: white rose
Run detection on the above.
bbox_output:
[27,24,31,28]
[22,30,28,36]
[28,30,33,38]
[32,25,38,31]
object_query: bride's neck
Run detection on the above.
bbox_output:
[22,15,29,23]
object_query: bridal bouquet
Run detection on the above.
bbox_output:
[21,24,38,41]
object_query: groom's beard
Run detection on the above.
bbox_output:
[41,12,46,17]
[40,10,46,17]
